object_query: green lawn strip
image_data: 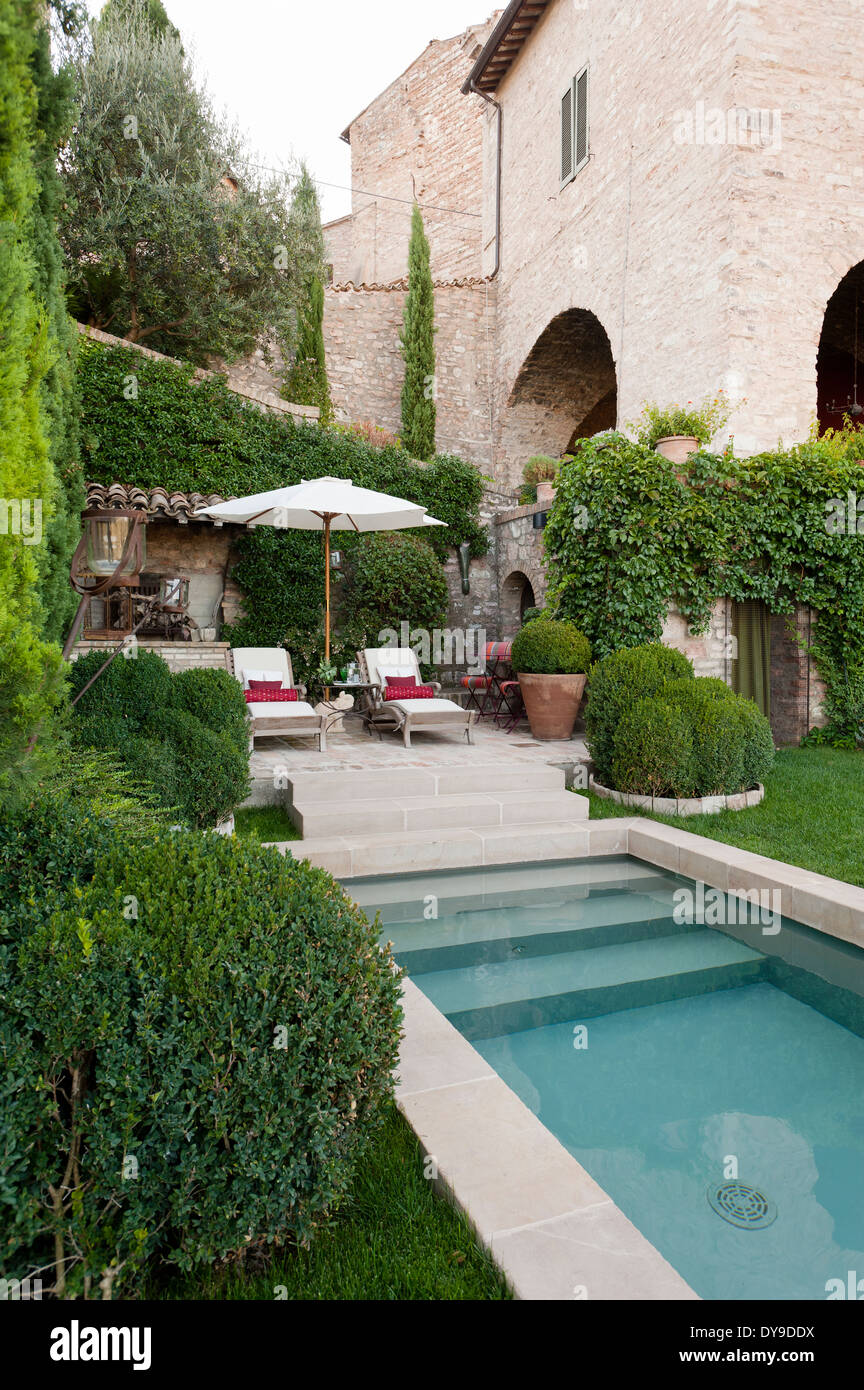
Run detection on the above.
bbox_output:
[233,805,301,843]
[151,1105,510,1301]
[578,747,864,888]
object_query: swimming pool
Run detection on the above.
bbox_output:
[349,855,864,1301]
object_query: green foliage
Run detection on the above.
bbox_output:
[67,651,249,826]
[0,0,67,799]
[29,17,85,643]
[400,205,436,460]
[1,828,402,1297]
[284,274,332,422]
[611,697,693,798]
[585,643,694,785]
[60,0,317,363]
[546,426,864,727]
[521,607,548,625]
[349,533,449,647]
[629,392,732,448]
[510,619,591,676]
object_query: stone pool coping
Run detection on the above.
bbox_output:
[342,816,864,1299]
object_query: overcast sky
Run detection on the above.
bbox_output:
[83,0,492,222]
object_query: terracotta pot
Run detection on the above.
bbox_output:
[536,480,556,503]
[517,672,587,741]
[654,435,699,465]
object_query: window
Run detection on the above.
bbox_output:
[560,64,589,187]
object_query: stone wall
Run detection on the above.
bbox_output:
[323,277,498,468]
[73,640,233,673]
[339,20,494,286]
[322,215,355,285]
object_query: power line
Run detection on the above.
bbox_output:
[247,160,481,219]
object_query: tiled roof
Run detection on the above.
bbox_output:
[85,482,228,525]
[462,0,551,95]
[329,275,492,293]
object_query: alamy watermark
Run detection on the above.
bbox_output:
[673,101,782,152]
[673,881,781,935]
[0,498,42,545]
[377,621,486,673]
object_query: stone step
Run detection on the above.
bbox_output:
[271,819,609,879]
[286,762,565,804]
[290,788,588,838]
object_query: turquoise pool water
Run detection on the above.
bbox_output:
[349,856,864,1301]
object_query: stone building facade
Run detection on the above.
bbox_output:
[320,0,852,738]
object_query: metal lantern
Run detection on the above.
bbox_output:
[82,509,146,579]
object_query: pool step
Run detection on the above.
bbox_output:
[416,930,766,1040]
[389,889,695,973]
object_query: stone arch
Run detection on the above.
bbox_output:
[496,308,618,491]
[500,570,537,635]
[817,260,864,432]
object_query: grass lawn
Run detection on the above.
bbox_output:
[151,1106,510,1301]
[579,746,864,887]
[233,805,300,843]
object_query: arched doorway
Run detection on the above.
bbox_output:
[500,571,536,635]
[497,308,617,490]
[817,261,864,432]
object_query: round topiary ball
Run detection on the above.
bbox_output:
[511,619,591,675]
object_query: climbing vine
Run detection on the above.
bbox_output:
[545,427,864,739]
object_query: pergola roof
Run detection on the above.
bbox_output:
[461,0,552,95]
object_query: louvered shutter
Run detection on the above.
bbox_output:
[574,66,589,171]
[561,85,574,185]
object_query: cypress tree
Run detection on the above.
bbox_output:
[400,204,436,461]
[0,0,65,795]
[30,13,86,643]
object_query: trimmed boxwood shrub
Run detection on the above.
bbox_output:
[611,698,693,797]
[169,667,249,759]
[68,652,250,826]
[586,644,694,785]
[734,698,776,790]
[510,619,591,676]
[1,828,402,1298]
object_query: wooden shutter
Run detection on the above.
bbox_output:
[574,65,589,171]
[561,85,574,185]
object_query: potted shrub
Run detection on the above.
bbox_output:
[630,393,732,465]
[522,455,559,504]
[511,618,591,740]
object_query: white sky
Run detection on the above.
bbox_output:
[83,0,493,222]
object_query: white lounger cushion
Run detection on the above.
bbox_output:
[382,697,462,716]
[246,700,317,719]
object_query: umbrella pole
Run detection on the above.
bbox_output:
[324,515,331,701]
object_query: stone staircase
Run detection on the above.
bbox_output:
[269,761,592,878]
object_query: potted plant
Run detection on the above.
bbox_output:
[522,455,559,504]
[511,618,592,741]
[630,393,732,465]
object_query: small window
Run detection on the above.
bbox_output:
[560,64,589,187]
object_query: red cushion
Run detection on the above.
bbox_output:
[245,688,299,704]
[248,679,284,693]
[385,683,434,701]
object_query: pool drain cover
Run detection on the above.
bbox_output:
[707,1182,777,1230]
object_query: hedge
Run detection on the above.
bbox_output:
[586,643,694,786]
[511,618,591,676]
[0,823,402,1298]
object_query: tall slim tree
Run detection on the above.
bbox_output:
[282,166,331,420]
[0,0,65,796]
[59,0,315,364]
[400,204,436,460]
[30,6,86,643]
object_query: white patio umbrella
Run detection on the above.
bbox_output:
[196,476,447,668]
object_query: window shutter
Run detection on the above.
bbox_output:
[561,85,574,185]
[574,66,589,170]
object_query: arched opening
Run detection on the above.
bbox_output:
[817,261,864,433]
[497,308,617,490]
[500,571,536,635]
